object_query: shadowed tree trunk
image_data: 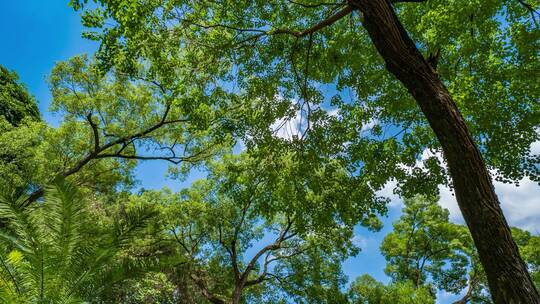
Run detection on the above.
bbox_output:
[348,0,540,302]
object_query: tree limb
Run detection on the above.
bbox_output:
[184,5,353,47]
[239,217,296,285]
[86,113,100,152]
[287,0,345,8]
[23,102,191,205]
[190,273,226,304]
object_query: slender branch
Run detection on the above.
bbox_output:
[62,102,181,178]
[453,263,481,304]
[245,252,273,287]
[171,228,192,254]
[391,0,427,3]
[86,113,100,152]
[300,33,314,141]
[245,246,307,287]
[287,0,345,8]
[268,5,353,38]
[190,273,226,304]
[240,217,296,285]
[218,181,262,282]
[217,224,240,281]
[23,102,191,205]
[187,0,426,46]
[95,149,206,165]
[186,5,353,47]
[517,0,540,27]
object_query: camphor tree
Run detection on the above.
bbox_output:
[0,54,232,205]
[70,0,540,301]
[0,178,157,303]
[512,227,540,291]
[0,65,40,126]
[381,196,491,304]
[0,66,41,197]
[133,152,384,303]
[380,196,540,303]
[348,274,435,304]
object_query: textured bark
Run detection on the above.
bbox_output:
[231,288,242,304]
[190,274,225,304]
[349,0,540,302]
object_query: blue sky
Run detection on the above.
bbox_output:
[3,2,539,303]
[0,1,96,124]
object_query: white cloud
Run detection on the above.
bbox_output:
[496,177,540,232]
[270,97,306,141]
[436,289,464,303]
[271,106,379,140]
[378,143,540,233]
[420,148,443,162]
[433,146,540,232]
[271,112,303,140]
[377,179,402,207]
[327,108,340,118]
[530,140,540,155]
[430,174,540,233]
[438,185,462,223]
[352,234,370,249]
[361,118,378,134]
[440,176,540,233]
[419,140,540,232]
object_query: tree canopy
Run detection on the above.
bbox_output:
[0,65,40,126]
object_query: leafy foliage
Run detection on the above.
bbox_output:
[513,228,540,290]
[348,274,435,304]
[71,0,540,193]
[1,0,539,302]
[0,65,40,126]
[0,179,157,303]
[380,196,470,291]
[378,196,540,303]
[124,152,383,303]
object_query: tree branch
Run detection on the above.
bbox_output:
[239,217,296,286]
[23,102,191,205]
[517,0,540,27]
[391,0,427,3]
[245,246,307,287]
[86,113,100,152]
[184,5,353,47]
[190,273,226,304]
[287,0,345,8]
[264,5,353,38]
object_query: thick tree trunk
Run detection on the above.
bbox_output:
[231,278,248,304]
[231,287,242,304]
[349,0,540,302]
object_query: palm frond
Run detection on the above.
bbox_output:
[0,178,158,303]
